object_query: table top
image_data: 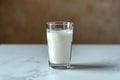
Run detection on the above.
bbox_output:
[0,44,120,80]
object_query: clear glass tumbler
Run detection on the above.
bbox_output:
[46,21,73,69]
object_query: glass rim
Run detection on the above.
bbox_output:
[46,21,73,25]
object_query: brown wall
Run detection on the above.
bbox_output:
[0,0,120,44]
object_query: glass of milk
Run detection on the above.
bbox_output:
[46,21,73,69]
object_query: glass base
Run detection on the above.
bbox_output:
[49,61,70,69]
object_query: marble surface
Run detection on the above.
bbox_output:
[0,44,120,80]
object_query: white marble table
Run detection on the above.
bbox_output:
[0,44,120,80]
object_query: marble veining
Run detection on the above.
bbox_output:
[0,44,120,80]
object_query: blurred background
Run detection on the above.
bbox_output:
[0,0,120,44]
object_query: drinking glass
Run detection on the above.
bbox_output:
[46,21,73,69]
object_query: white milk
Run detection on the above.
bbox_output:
[47,30,73,64]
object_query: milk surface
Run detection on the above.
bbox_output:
[47,30,73,64]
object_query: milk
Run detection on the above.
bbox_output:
[47,30,73,64]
